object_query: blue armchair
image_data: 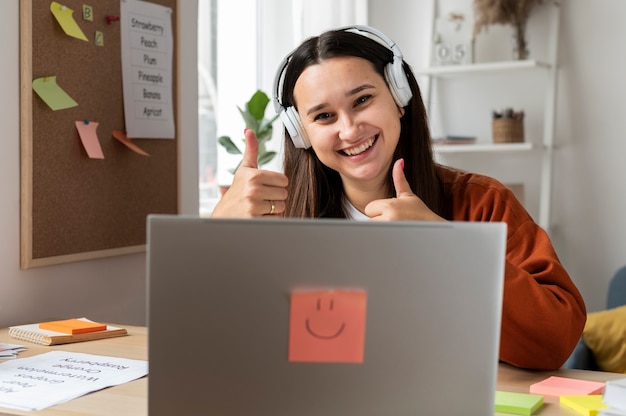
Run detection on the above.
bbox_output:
[562,265,626,370]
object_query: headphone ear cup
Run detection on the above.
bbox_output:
[281,106,311,149]
[384,57,412,107]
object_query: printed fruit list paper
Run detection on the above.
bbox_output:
[121,0,175,139]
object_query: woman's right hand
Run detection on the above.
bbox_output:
[210,129,289,218]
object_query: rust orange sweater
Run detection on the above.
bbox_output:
[437,165,586,370]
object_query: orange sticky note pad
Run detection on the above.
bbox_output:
[288,290,367,363]
[529,376,605,397]
[39,319,107,335]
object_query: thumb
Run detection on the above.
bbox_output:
[240,128,259,169]
[392,158,413,197]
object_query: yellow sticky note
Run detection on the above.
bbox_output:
[32,76,78,111]
[75,121,104,159]
[559,395,607,416]
[50,1,88,41]
[288,290,367,363]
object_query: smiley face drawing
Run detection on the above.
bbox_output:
[288,290,367,363]
[305,297,346,340]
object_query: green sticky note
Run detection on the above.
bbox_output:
[495,391,544,415]
[560,395,607,416]
[32,76,78,111]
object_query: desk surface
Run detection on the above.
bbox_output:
[0,325,623,416]
[0,325,147,416]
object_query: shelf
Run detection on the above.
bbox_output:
[433,142,533,154]
[417,60,550,77]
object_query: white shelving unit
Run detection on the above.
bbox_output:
[434,142,533,154]
[420,2,560,231]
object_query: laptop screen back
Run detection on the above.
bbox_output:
[147,216,506,416]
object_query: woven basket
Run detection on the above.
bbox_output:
[492,118,524,143]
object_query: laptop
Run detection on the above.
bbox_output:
[147,216,506,416]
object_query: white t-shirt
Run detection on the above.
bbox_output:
[344,199,369,221]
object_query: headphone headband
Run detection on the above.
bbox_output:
[273,25,412,149]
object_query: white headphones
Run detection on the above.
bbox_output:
[272,25,413,149]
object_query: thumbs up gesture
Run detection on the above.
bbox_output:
[211,129,289,217]
[365,159,444,222]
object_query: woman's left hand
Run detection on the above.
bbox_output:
[365,159,445,222]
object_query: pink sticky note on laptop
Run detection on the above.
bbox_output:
[529,376,604,396]
[288,290,367,363]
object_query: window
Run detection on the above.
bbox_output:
[197,0,367,215]
[198,0,218,214]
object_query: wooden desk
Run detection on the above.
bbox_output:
[0,325,623,416]
[496,364,623,415]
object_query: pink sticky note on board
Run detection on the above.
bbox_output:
[288,290,367,363]
[529,376,605,396]
[75,121,104,159]
[112,130,150,157]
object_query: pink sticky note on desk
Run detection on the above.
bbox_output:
[529,376,604,397]
[288,290,367,363]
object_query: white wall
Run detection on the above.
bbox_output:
[0,1,198,328]
[551,1,626,312]
[371,0,626,312]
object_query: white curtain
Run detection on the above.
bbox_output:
[214,0,369,187]
[292,0,368,41]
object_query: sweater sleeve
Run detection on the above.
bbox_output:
[499,220,586,370]
[442,168,586,370]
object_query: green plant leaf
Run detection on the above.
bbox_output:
[218,90,278,171]
[247,90,270,120]
[257,151,277,166]
[256,126,273,144]
[218,136,242,154]
[239,107,261,132]
[260,113,280,130]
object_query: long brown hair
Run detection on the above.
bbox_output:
[280,28,444,218]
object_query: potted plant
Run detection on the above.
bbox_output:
[218,90,279,175]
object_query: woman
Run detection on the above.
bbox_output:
[212,25,586,370]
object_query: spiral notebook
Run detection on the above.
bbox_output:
[8,318,127,346]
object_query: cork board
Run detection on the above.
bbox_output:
[20,0,179,269]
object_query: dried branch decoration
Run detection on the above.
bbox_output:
[472,0,540,59]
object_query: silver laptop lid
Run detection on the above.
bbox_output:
[147,216,506,416]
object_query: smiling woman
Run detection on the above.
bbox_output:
[209,24,587,371]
